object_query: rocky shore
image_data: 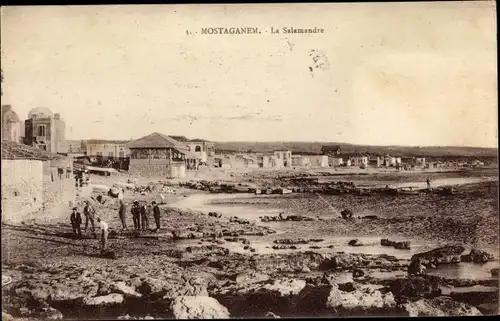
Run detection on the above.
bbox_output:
[2,174,498,319]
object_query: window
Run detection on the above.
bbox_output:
[37,125,46,137]
[195,145,202,152]
[108,152,114,157]
[96,152,103,157]
[119,151,125,158]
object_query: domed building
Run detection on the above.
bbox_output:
[28,107,54,119]
[1,105,23,143]
[24,107,66,153]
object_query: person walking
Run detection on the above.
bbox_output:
[140,202,149,231]
[131,200,140,230]
[426,178,431,190]
[96,217,109,253]
[70,207,82,236]
[152,201,161,232]
[118,200,127,230]
[83,201,96,233]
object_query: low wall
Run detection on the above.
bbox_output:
[1,159,44,222]
[129,164,186,178]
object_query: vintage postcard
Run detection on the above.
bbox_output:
[1,2,498,319]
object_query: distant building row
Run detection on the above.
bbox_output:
[215,148,427,169]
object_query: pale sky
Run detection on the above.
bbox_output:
[1,2,497,147]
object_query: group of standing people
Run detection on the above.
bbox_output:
[70,197,162,255]
[119,200,162,232]
[70,201,109,253]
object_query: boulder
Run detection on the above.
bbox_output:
[408,258,427,276]
[272,245,298,250]
[403,296,482,316]
[112,281,142,298]
[352,269,365,278]
[2,312,15,321]
[340,209,354,219]
[265,311,281,318]
[136,276,208,299]
[261,279,307,297]
[170,296,230,319]
[411,245,465,267]
[208,212,222,218]
[348,239,363,247]
[464,249,494,263]
[274,239,309,245]
[230,271,270,285]
[388,276,441,303]
[82,293,124,306]
[326,284,396,310]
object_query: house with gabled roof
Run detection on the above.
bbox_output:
[125,132,191,178]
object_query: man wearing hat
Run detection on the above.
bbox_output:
[118,199,127,230]
[83,200,96,233]
[70,207,82,236]
[131,200,141,230]
[152,201,161,232]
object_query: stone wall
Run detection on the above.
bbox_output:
[43,178,76,219]
[1,159,44,221]
[129,164,186,178]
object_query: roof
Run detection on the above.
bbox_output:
[189,138,209,142]
[169,135,190,142]
[87,139,130,145]
[1,140,66,160]
[125,132,189,150]
[342,153,370,158]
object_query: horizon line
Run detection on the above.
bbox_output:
[66,137,498,150]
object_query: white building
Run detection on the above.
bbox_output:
[86,140,131,159]
[292,155,311,167]
[308,155,329,167]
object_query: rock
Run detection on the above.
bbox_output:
[265,311,281,318]
[208,212,222,218]
[403,296,482,316]
[42,307,64,320]
[411,245,465,267]
[82,293,124,306]
[340,209,353,219]
[170,296,230,319]
[352,269,365,278]
[389,276,441,303]
[301,266,311,273]
[163,277,209,299]
[348,239,363,247]
[394,242,411,250]
[408,258,427,276]
[449,289,499,307]
[230,271,270,285]
[112,281,142,298]
[326,283,396,310]
[260,279,307,297]
[272,245,297,250]
[274,239,309,245]
[466,249,494,263]
[2,312,15,321]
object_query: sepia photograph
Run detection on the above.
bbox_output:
[1,2,498,319]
